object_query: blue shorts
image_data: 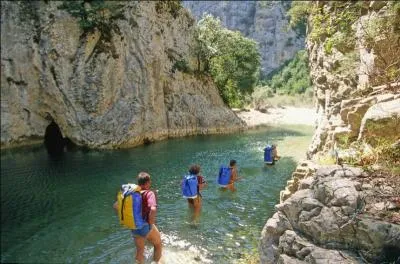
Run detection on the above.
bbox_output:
[131,224,151,238]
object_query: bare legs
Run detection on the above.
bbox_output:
[187,196,202,222]
[134,225,162,263]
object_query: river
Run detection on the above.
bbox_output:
[1,125,313,263]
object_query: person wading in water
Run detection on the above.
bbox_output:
[113,172,162,263]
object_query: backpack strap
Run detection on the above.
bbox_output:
[141,190,149,201]
[120,194,128,221]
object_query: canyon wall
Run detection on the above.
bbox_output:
[1,1,245,149]
[260,2,400,263]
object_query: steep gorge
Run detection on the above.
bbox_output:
[1,1,244,150]
[260,2,400,263]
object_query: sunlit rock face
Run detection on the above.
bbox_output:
[182,1,305,77]
[260,165,400,264]
[260,2,400,263]
[305,2,400,159]
[1,1,244,149]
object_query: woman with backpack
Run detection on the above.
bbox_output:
[218,160,241,192]
[182,164,207,221]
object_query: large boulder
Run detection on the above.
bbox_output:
[260,165,400,263]
[358,98,400,144]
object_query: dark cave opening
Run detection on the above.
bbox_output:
[44,121,67,155]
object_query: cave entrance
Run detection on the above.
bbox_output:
[44,121,66,155]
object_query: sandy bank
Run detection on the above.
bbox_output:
[235,107,318,127]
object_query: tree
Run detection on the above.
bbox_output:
[193,14,223,72]
[262,50,312,95]
[194,14,261,107]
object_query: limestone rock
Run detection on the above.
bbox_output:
[0,1,245,149]
[261,165,400,263]
[358,99,400,143]
[306,1,399,158]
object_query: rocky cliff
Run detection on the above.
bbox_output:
[182,1,305,77]
[1,1,245,149]
[260,163,400,263]
[306,2,400,160]
[260,2,400,263]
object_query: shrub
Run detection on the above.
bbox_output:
[171,59,191,73]
[194,14,261,107]
[155,0,182,18]
[58,0,124,40]
[260,50,312,95]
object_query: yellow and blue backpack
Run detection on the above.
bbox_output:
[117,183,146,230]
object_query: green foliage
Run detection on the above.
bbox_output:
[287,1,311,36]
[250,85,274,109]
[171,59,191,74]
[194,14,261,107]
[288,1,367,54]
[339,138,400,174]
[155,0,182,18]
[335,134,355,148]
[193,14,223,72]
[249,91,314,110]
[323,38,334,54]
[360,2,400,86]
[308,2,364,44]
[261,50,312,95]
[374,139,400,169]
[58,0,124,40]
[333,51,360,76]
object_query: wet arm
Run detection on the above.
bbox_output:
[231,168,239,182]
[198,176,207,191]
[147,192,157,225]
[148,207,157,225]
[113,201,118,214]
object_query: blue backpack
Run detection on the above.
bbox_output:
[182,174,198,199]
[264,145,273,164]
[217,166,231,187]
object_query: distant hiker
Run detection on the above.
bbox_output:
[181,164,207,221]
[264,144,280,165]
[272,144,280,161]
[113,172,162,264]
[217,159,240,192]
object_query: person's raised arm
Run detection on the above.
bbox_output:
[232,167,243,181]
[198,175,207,191]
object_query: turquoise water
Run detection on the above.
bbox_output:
[1,125,313,263]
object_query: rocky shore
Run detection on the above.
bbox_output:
[237,107,400,264]
[260,162,400,264]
